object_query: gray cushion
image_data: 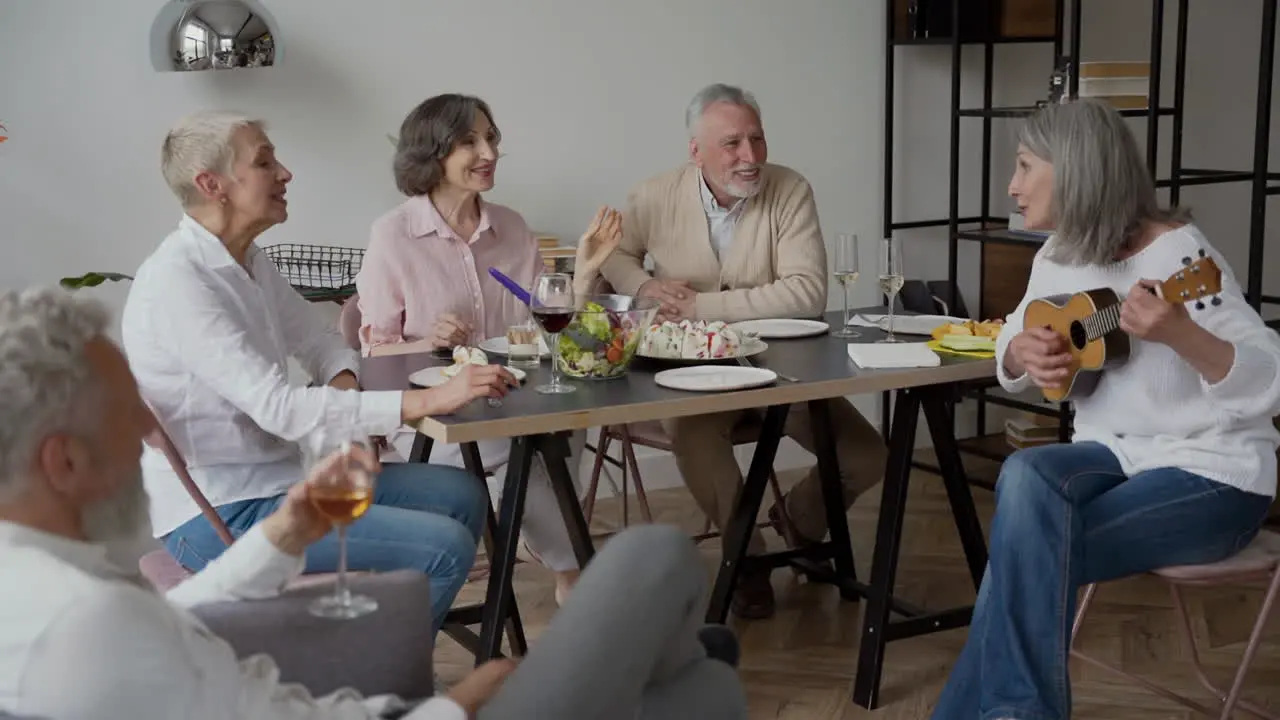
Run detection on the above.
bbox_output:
[190,569,434,700]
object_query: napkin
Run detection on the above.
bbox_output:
[847,313,966,336]
[847,342,941,369]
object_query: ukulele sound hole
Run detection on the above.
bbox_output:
[1068,320,1088,350]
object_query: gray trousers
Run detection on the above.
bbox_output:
[477,524,748,720]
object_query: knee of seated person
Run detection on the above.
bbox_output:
[994,448,1055,506]
[434,464,489,532]
[425,518,480,577]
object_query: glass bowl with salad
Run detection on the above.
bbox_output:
[554,294,660,379]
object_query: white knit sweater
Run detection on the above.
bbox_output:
[996,225,1280,498]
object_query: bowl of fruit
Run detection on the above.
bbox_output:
[554,294,660,379]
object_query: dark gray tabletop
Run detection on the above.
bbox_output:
[360,310,995,443]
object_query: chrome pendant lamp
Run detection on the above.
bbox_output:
[150,0,281,72]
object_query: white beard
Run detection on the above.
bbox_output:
[82,470,159,578]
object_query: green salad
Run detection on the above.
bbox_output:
[557,301,644,379]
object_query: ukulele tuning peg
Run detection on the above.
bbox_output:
[1198,248,1207,257]
[1211,295,1223,307]
[1195,300,1206,310]
[1181,256,1192,266]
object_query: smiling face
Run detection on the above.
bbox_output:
[439,109,499,194]
[1008,144,1054,230]
[691,101,767,205]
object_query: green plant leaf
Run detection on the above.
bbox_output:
[59,272,134,289]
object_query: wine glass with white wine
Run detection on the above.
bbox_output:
[305,437,378,619]
[831,233,862,339]
[878,237,905,344]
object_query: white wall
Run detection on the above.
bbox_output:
[0,0,888,488]
[3,1,1277,491]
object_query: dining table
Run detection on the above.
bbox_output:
[360,308,997,710]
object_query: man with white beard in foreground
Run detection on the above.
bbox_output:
[0,288,747,720]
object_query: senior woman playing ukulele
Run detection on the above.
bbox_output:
[932,99,1280,720]
[121,110,516,637]
[356,93,620,605]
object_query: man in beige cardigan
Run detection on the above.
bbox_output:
[601,84,886,620]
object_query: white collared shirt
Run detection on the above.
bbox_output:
[697,169,746,262]
[0,521,464,720]
[121,216,405,536]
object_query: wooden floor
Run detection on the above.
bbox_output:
[434,453,1280,718]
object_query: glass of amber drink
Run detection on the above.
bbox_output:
[306,439,378,619]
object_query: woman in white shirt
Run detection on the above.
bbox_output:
[933,99,1280,719]
[121,110,517,632]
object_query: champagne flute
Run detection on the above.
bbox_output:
[531,272,576,394]
[878,238,905,344]
[831,233,862,339]
[306,438,378,619]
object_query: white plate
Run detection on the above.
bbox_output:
[654,365,778,392]
[730,318,829,339]
[408,366,527,388]
[637,337,769,363]
[478,335,550,357]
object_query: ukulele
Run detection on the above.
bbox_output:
[1022,249,1223,402]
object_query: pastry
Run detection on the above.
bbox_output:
[443,346,488,377]
[642,320,744,360]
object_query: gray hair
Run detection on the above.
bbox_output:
[161,110,265,208]
[685,83,762,139]
[1018,99,1190,266]
[0,288,108,499]
[393,94,500,197]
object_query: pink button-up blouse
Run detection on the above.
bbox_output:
[356,195,542,353]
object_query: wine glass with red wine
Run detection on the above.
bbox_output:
[531,272,576,394]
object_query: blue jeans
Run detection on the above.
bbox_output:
[164,462,486,631]
[933,442,1271,720]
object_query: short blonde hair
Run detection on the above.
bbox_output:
[160,111,264,208]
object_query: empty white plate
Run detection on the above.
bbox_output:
[409,366,527,388]
[654,365,778,392]
[479,335,550,356]
[730,318,830,339]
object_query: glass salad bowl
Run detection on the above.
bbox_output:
[553,294,660,380]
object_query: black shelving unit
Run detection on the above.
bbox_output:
[883,0,1280,476]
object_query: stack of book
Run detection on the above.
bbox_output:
[536,234,575,274]
[1078,61,1151,110]
[1004,412,1062,450]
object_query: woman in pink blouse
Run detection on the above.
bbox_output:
[356,93,618,603]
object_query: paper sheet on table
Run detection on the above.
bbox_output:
[846,313,967,336]
[847,342,941,369]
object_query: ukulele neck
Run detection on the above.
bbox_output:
[1083,301,1123,342]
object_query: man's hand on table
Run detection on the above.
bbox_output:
[638,278,694,323]
[261,443,381,556]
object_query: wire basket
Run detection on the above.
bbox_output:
[263,244,363,302]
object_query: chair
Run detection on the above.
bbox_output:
[340,293,362,351]
[583,420,787,543]
[1069,530,1280,719]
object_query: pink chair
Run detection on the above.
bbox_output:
[1070,530,1280,719]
